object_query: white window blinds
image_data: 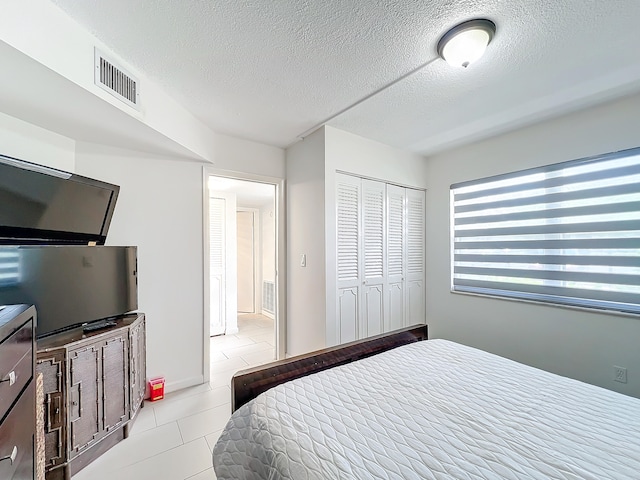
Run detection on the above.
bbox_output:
[450,147,640,315]
[0,247,20,287]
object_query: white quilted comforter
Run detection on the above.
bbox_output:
[213,340,640,479]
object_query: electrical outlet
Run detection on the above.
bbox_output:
[300,254,306,267]
[614,366,627,384]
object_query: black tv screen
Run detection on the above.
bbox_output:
[0,154,119,245]
[0,245,137,338]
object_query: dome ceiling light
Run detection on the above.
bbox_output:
[437,19,496,68]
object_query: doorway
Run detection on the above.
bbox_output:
[203,169,285,381]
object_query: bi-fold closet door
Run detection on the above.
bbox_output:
[336,173,425,344]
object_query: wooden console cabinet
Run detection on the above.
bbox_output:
[36,313,146,480]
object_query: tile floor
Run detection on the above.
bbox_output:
[72,314,276,480]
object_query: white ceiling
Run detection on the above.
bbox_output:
[49,0,640,155]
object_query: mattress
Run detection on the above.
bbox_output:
[213,339,640,479]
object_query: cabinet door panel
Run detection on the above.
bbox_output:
[388,282,405,331]
[129,316,146,417]
[36,353,66,469]
[407,279,425,326]
[363,284,383,336]
[0,319,33,420]
[337,287,358,343]
[102,335,128,433]
[406,189,425,326]
[336,174,361,344]
[68,346,101,458]
[361,180,385,338]
[336,175,361,287]
[386,185,406,331]
[0,381,34,480]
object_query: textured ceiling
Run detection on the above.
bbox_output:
[50,0,640,154]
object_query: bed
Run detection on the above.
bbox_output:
[213,326,640,479]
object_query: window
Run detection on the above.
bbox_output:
[450,147,640,315]
[0,247,20,287]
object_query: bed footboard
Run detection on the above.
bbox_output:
[231,324,428,412]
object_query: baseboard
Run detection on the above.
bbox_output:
[261,310,275,320]
[164,374,204,394]
[225,326,239,334]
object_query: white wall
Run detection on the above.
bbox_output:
[285,129,326,356]
[75,142,205,392]
[425,92,640,398]
[324,126,429,346]
[0,111,75,171]
[324,126,429,185]
[213,133,285,178]
[0,0,216,162]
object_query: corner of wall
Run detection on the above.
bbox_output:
[0,111,76,171]
[285,127,327,356]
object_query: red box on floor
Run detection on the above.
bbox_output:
[148,377,165,401]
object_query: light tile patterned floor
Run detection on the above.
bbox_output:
[72,314,275,480]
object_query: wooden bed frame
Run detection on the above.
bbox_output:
[231,324,428,412]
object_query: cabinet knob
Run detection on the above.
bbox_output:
[0,446,18,464]
[0,371,16,386]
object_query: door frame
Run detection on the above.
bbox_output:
[202,166,286,382]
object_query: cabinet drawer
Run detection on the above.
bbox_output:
[0,380,35,480]
[0,320,33,421]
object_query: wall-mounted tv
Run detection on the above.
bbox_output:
[0,245,138,338]
[0,154,119,245]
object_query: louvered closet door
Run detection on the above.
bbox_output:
[406,188,426,326]
[210,197,226,336]
[336,174,361,343]
[386,184,406,331]
[361,179,385,338]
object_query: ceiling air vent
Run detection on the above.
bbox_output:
[94,48,140,110]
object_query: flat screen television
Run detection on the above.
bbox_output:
[0,245,137,338]
[0,154,119,245]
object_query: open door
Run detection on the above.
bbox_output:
[209,196,226,336]
[209,191,238,336]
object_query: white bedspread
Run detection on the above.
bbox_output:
[213,339,640,479]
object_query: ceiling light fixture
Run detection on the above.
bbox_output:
[295,19,496,143]
[437,19,496,68]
